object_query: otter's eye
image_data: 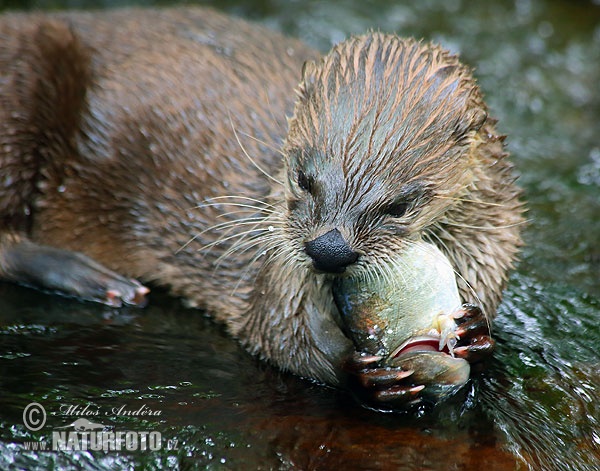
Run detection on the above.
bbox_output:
[385,201,410,218]
[297,170,313,193]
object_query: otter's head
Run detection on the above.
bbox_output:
[282,34,487,278]
[243,34,522,387]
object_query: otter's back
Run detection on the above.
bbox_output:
[0,7,315,308]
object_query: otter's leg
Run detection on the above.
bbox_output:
[343,304,494,406]
[0,233,148,307]
[0,20,147,307]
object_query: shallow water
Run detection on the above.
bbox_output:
[0,0,599,470]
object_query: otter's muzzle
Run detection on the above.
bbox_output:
[304,228,359,274]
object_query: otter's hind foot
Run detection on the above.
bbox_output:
[0,238,148,307]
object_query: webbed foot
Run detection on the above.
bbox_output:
[1,239,148,307]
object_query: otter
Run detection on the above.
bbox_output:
[0,7,523,404]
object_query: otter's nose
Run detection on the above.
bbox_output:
[304,228,359,273]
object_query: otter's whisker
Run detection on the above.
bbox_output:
[177,232,202,255]
[202,217,273,235]
[200,195,278,210]
[230,239,280,295]
[396,240,420,285]
[197,227,272,255]
[177,196,279,256]
[276,244,303,279]
[408,240,461,301]
[237,129,285,158]
[261,82,287,140]
[212,210,272,224]
[230,234,289,296]
[441,219,530,231]
[425,230,490,324]
[191,201,275,214]
[215,227,282,269]
[227,111,284,187]
[214,215,285,263]
[178,216,271,255]
[432,195,507,207]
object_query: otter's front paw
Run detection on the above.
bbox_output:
[453,304,496,363]
[344,352,424,405]
[95,277,150,308]
[2,241,149,307]
[43,251,150,307]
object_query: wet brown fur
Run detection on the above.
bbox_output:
[0,7,523,385]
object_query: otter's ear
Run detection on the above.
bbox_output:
[453,106,488,142]
[471,108,488,132]
[298,60,318,101]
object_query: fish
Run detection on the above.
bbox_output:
[333,240,471,400]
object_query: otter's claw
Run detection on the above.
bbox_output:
[41,251,150,308]
[452,304,495,364]
[344,352,423,406]
[105,284,150,308]
[343,305,494,407]
[358,367,414,388]
[454,335,496,363]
